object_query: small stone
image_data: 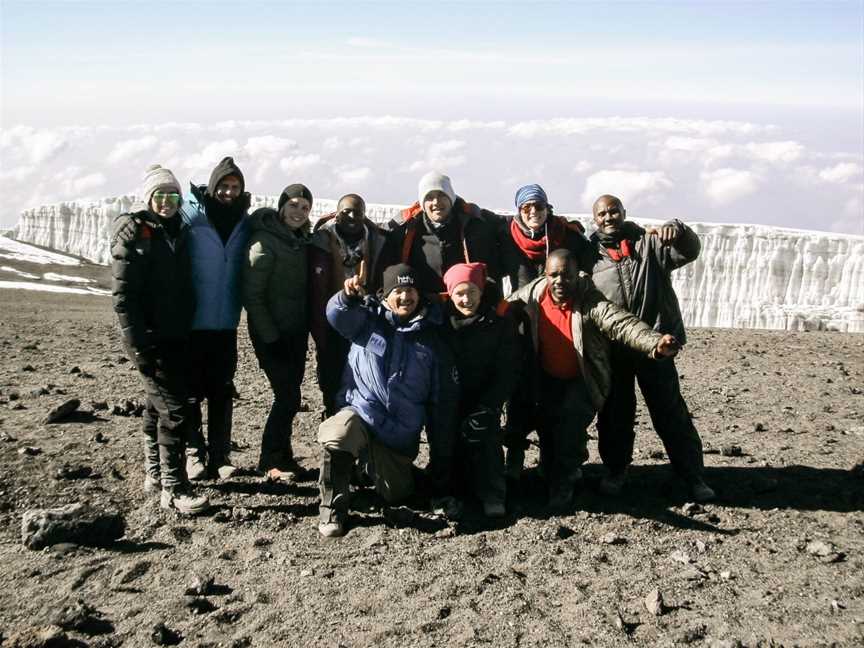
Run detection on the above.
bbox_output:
[670,549,692,564]
[644,588,664,616]
[600,532,626,545]
[720,570,732,580]
[91,401,109,411]
[682,502,705,517]
[721,445,743,457]
[300,568,314,577]
[22,364,36,372]
[434,527,456,539]
[114,560,151,585]
[806,540,835,557]
[556,525,576,540]
[28,387,49,398]
[54,465,93,480]
[185,572,215,596]
[44,399,80,424]
[831,599,846,613]
[648,450,665,459]
[90,432,108,443]
[21,503,125,550]
[4,626,73,647]
[151,622,182,645]
[231,507,257,522]
[54,598,113,635]
[0,431,16,442]
[18,446,42,456]
[252,537,272,547]
[695,539,707,553]
[186,597,217,615]
[9,389,21,400]
[754,422,766,432]
[69,366,81,374]
[49,542,79,556]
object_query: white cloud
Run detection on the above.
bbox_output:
[0,165,37,182]
[663,136,719,152]
[702,168,759,205]
[183,140,240,170]
[572,160,593,174]
[13,129,70,164]
[107,136,158,163]
[819,162,863,184]
[279,154,322,173]
[336,166,372,184]
[409,140,467,172]
[744,140,804,163]
[322,136,341,150]
[509,117,771,139]
[581,170,673,207]
[244,136,296,157]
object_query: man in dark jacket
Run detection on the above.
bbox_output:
[589,194,714,502]
[382,171,501,296]
[441,262,519,517]
[309,193,388,417]
[181,156,251,480]
[317,263,458,537]
[111,164,209,515]
[507,249,681,511]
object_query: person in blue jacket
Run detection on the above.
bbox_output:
[180,156,251,480]
[316,263,458,538]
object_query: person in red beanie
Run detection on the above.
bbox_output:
[440,262,519,517]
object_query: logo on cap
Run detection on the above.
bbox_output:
[396,275,414,285]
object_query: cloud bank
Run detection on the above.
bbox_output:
[1,117,861,234]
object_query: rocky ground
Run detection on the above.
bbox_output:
[0,259,862,647]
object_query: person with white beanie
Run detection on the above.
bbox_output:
[110,164,210,515]
[382,171,502,296]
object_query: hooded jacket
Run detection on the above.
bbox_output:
[111,208,194,355]
[308,214,389,352]
[326,291,457,463]
[383,198,501,295]
[589,220,699,344]
[507,273,661,411]
[242,206,310,343]
[181,183,250,331]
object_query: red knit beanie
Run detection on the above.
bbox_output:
[443,262,487,295]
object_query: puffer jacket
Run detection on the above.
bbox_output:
[326,291,457,462]
[440,287,520,413]
[242,207,310,343]
[507,273,661,411]
[498,213,595,296]
[181,184,250,331]
[111,208,194,354]
[309,215,389,351]
[589,220,699,343]
[383,197,501,295]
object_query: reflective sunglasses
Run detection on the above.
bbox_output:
[152,192,181,205]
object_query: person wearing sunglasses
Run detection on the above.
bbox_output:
[498,184,595,482]
[180,157,251,481]
[110,164,209,515]
[243,184,315,482]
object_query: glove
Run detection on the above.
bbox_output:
[460,407,498,444]
[134,346,158,377]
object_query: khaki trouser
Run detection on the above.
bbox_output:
[318,408,414,503]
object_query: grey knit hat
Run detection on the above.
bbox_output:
[417,170,456,208]
[141,164,182,205]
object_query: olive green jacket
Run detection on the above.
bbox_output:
[507,272,661,411]
[242,207,311,343]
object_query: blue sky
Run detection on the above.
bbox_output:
[1,1,862,233]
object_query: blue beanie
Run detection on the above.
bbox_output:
[515,184,548,209]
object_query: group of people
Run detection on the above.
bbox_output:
[111,158,714,537]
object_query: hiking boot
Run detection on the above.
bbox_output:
[599,467,629,496]
[318,501,346,538]
[143,474,160,495]
[160,484,210,515]
[318,449,353,537]
[689,478,716,503]
[504,445,525,480]
[208,456,238,480]
[483,500,506,518]
[186,453,207,481]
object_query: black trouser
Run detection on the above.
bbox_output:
[132,339,190,488]
[454,402,506,506]
[251,331,308,470]
[596,344,704,481]
[537,371,594,493]
[187,329,238,462]
[315,327,350,418]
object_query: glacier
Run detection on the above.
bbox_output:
[8,195,864,333]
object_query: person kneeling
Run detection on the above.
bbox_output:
[317,264,457,537]
[441,263,519,518]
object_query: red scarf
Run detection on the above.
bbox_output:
[606,239,632,262]
[510,216,566,262]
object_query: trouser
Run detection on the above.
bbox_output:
[187,329,238,463]
[537,371,594,493]
[134,339,190,489]
[318,408,414,504]
[315,328,350,418]
[455,406,506,506]
[251,332,308,470]
[596,345,705,481]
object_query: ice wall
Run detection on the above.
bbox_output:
[10,196,864,333]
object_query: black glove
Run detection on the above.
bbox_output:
[460,407,498,444]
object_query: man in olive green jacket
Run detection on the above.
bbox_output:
[507,249,680,510]
[243,184,313,479]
